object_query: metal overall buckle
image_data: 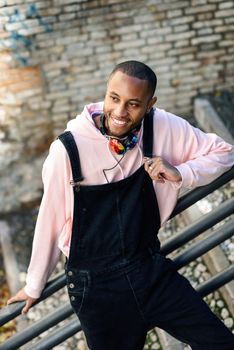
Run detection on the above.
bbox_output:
[70,180,81,192]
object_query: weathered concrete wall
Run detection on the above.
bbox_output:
[0,0,234,212]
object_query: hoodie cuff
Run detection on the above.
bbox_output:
[174,164,194,189]
[24,284,44,299]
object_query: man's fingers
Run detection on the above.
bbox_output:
[8,295,35,314]
[144,158,153,171]
[7,289,37,314]
[7,289,25,304]
[7,295,22,304]
[22,299,34,315]
[144,157,160,173]
[144,156,181,182]
[145,160,165,182]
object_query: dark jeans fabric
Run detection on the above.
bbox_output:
[66,251,234,350]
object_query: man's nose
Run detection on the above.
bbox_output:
[114,103,128,117]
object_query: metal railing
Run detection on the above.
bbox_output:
[0,166,233,350]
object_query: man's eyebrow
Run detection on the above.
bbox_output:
[128,99,143,104]
[109,91,143,103]
[109,91,119,97]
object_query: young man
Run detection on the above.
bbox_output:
[8,61,234,349]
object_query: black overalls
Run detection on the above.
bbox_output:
[58,114,234,350]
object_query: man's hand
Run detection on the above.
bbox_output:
[144,157,182,183]
[7,288,37,315]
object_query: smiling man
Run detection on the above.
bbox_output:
[8,61,234,349]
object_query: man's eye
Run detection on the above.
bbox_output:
[129,103,139,108]
[110,96,118,102]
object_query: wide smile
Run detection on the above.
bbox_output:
[111,116,128,127]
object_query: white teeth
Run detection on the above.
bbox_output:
[112,118,126,126]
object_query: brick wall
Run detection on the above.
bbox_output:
[0,0,234,211]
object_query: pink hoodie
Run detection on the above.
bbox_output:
[24,102,234,298]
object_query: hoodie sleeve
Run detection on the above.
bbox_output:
[24,140,72,299]
[173,116,234,189]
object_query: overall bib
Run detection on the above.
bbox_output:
[59,113,234,350]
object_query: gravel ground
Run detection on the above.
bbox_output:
[1,180,233,349]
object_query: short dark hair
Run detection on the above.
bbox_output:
[109,60,157,98]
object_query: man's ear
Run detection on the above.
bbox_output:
[147,96,157,112]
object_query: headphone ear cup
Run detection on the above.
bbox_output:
[100,114,139,155]
[109,138,125,154]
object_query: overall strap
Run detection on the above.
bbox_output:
[58,131,84,188]
[142,108,154,158]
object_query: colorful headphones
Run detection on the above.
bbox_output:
[99,114,140,155]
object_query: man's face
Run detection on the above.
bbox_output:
[103,71,156,138]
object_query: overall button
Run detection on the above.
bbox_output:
[69,283,75,289]
[68,271,73,276]
[70,296,76,301]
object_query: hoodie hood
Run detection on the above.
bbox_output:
[66,101,104,140]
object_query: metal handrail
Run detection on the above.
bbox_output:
[24,316,82,350]
[0,273,66,327]
[173,220,234,269]
[197,265,234,297]
[2,218,233,350]
[0,304,73,350]
[24,266,234,350]
[161,197,234,255]
[0,166,233,350]
[2,265,233,350]
[170,165,234,218]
